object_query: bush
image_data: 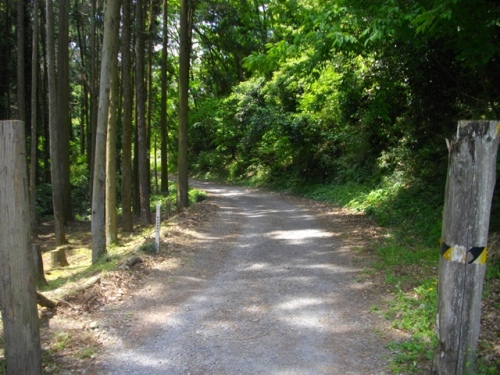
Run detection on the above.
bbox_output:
[71,174,91,217]
[36,183,53,217]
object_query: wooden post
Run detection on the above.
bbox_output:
[155,203,161,252]
[0,120,43,374]
[433,120,499,375]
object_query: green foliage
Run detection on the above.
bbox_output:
[137,242,157,254]
[71,174,91,218]
[36,183,54,217]
[188,189,207,203]
[50,332,72,353]
[76,346,97,359]
[384,279,438,374]
[151,181,206,213]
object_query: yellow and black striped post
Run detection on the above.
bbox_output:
[433,120,499,375]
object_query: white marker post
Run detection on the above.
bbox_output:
[155,203,161,252]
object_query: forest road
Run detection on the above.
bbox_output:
[100,181,390,375]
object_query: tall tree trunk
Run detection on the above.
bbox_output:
[74,0,88,157]
[30,0,40,237]
[92,0,121,263]
[105,42,119,245]
[146,0,156,195]
[160,0,169,194]
[16,0,25,122]
[45,0,67,245]
[57,0,72,223]
[3,0,12,119]
[177,0,194,209]
[89,0,99,201]
[121,0,133,232]
[136,0,152,224]
[40,5,51,183]
[0,120,43,375]
[133,122,141,215]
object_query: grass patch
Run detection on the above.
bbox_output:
[76,346,97,359]
[50,332,73,353]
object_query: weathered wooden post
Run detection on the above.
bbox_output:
[155,203,161,252]
[0,120,42,374]
[433,120,499,375]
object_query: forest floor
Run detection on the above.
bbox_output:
[2,181,498,374]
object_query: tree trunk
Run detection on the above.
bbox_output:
[89,0,99,202]
[33,244,47,286]
[16,0,25,122]
[0,120,42,375]
[57,0,73,223]
[92,0,121,263]
[160,0,169,194]
[136,0,152,224]
[146,0,155,195]
[121,0,133,232]
[177,0,194,209]
[432,120,500,375]
[45,0,67,245]
[2,0,12,119]
[74,0,88,158]
[105,29,119,245]
[30,0,40,237]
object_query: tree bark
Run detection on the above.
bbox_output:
[45,0,67,245]
[160,0,169,194]
[30,0,40,238]
[177,0,194,209]
[105,25,119,245]
[121,0,133,232]
[16,0,25,122]
[0,0,12,118]
[92,0,121,263]
[136,0,152,224]
[32,244,47,286]
[433,120,500,375]
[0,120,42,375]
[89,0,99,201]
[50,247,70,268]
[74,0,88,158]
[57,0,73,223]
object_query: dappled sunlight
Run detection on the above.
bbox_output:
[276,297,323,311]
[244,262,269,270]
[267,229,335,241]
[101,182,392,375]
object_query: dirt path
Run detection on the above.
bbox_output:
[98,181,392,374]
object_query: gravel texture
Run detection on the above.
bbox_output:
[100,181,391,374]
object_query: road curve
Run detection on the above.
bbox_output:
[102,181,389,375]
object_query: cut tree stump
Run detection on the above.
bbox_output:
[50,246,70,267]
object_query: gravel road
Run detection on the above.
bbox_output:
[101,181,390,374]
